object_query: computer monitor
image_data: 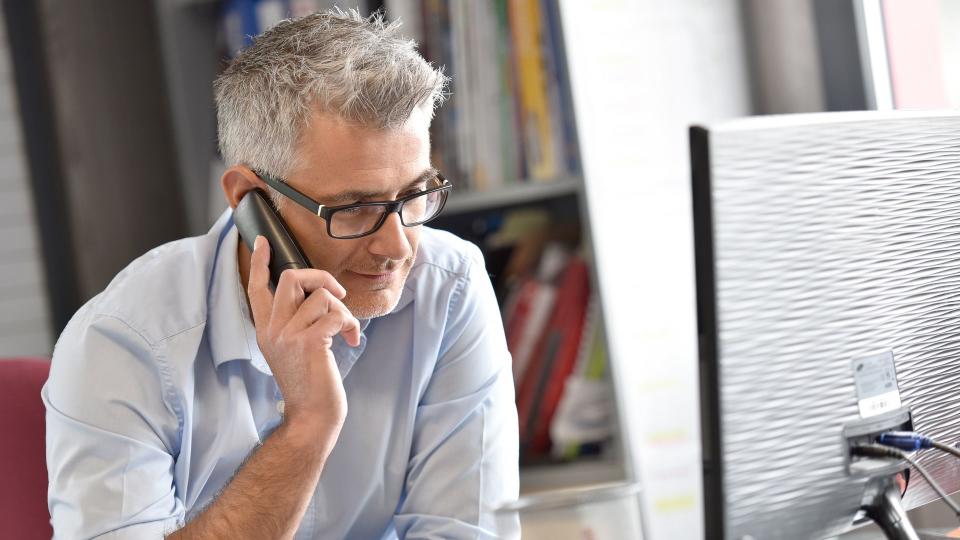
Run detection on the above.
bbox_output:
[692,110,960,539]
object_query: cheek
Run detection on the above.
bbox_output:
[306,239,355,275]
[286,211,421,275]
[283,213,352,272]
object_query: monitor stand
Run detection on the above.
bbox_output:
[862,479,919,540]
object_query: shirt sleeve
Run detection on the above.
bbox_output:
[394,246,521,540]
[44,310,185,539]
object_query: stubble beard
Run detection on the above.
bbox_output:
[340,256,415,319]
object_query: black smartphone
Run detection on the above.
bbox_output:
[234,189,312,289]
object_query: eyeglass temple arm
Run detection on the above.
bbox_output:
[256,171,323,215]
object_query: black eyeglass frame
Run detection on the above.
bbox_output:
[254,170,452,240]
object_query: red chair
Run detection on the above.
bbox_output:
[0,357,53,539]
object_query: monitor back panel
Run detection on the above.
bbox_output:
[696,112,960,539]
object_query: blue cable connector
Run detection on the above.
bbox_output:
[876,431,933,451]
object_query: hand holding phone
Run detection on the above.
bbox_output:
[236,190,361,440]
[248,236,361,435]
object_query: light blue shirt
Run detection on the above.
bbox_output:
[43,210,520,539]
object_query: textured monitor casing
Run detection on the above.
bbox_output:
[692,111,960,539]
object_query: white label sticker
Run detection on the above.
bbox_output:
[852,350,902,418]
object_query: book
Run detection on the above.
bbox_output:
[516,254,591,459]
[551,297,614,459]
[467,0,506,191]
[448,0,473,190]
[504,279,557,385]
[387,0,578,191]
[508,0,558,181]
[420,0,461,182]
[539,0,580,174]
[495,0,523,185]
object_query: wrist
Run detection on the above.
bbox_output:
[283,396,347,433]
[278,412,344,457]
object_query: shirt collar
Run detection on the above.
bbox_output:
[206,210,373,380]
[391,281,415,315]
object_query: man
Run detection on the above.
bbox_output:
[43,10,519,539]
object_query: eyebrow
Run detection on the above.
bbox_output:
[324,167,440,204]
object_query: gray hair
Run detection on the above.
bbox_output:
[214,9,448,180]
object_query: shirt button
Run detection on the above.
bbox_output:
[276,400,285,415]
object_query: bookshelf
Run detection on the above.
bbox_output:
[153,0,626,497]
[519,458,626,495]
[388,0,625,494]
[444,176,581,215]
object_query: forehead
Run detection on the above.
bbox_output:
[292,109,432,199]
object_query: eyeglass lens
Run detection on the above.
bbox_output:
[328,188,446,238]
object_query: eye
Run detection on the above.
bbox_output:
[403,184,428,197]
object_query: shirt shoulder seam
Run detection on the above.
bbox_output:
[89,311,206,346]
[89,312,187,450]
[445,266,470,324]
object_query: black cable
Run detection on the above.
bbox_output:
[853,443,960,521]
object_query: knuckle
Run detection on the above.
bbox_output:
[276,270,293,288]
[322,308,342,323]
[318,287,336,300]
[308,287,333,307]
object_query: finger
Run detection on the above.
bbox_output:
[287,288,361,347]
[271,269,307,327]
[285,287,335,333]
[270,268,347,326]
[341,315,362,347]
[282,268,347,298]
[304,307,363,348]
[247,236,274,328]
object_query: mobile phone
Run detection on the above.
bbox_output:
[234,189,312,289]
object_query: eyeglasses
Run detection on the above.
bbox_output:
[255,170,452,240]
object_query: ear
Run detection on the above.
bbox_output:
[221,166,267,209]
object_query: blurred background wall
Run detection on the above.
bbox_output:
[0,6,53,355]
[1,1,958,536]
[6,0,958,353]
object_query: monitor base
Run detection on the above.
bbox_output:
[863,480,919,540]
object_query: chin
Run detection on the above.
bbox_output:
[345,288,402,319]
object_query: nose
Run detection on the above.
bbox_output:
[367,212,413,261]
